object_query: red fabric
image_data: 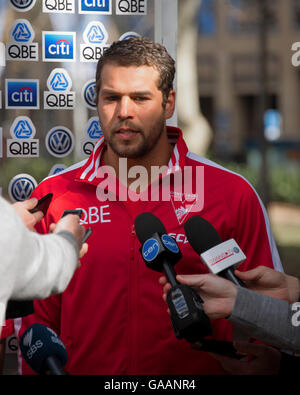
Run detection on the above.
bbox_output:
[18,127,281,375]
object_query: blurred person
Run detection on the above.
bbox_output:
[17,37,282,375]
[0,196,88,336]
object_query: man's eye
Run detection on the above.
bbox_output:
[105,96,118,101]
[134,96,148,102]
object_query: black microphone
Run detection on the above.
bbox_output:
[184,216,245,287]
[19,323,68,375]
[5,300,34,319]
[134,212,212,343]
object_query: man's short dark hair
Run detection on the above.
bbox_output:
[95,36,175,107]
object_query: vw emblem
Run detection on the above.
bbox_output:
[8,174,37,202]
[83,80,97,109]
[46,127,74,158]
[10,0,36,12]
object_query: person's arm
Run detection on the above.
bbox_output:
[0,197,86,328]
[229,286,300,353]
[10,214,86,300]
[160,272,300,352]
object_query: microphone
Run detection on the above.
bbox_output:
[5,300,34,319]
[134,212,212,343]
[19,323,68,375]
[184,216,245,287]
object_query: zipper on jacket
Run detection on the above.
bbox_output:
[128,224,139,374]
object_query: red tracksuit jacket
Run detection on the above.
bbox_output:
[17,127,282,375]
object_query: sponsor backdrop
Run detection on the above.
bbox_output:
[0,0,177,373]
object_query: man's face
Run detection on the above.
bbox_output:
[97,63,173,159]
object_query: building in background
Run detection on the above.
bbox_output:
[197,0,300,165]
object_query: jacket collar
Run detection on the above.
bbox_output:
[76,126,188,185]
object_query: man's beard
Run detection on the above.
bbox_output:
[104,115,166,159]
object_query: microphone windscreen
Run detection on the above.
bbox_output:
[184,216,222,254]
[134,212,166,244]
[19,323,67,374]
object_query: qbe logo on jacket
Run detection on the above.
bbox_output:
[79,0,112,14]
[44,68,75,110]
[80,21,109,62]
[43,0,75,13]
[45,126,74,158]
[8,174,37,202]
[6,19,38,61]
[9,0,37,12]
[7,116,39,158]
[43,32,76,62]
[5,79,39,109]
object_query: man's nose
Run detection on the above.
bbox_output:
[118,96,134,120]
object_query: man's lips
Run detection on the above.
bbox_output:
[114,128,140,139]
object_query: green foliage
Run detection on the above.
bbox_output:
[216,161,300,205]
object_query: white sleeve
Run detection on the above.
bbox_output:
[0,197,78,323]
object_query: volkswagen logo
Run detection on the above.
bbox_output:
[83,80,97,109]
[10,0,36,12]
[45,127,74,157]
[8,174,37,202]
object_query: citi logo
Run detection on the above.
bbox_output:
[5,79,39,109]
[79,0,112,14]
[43,32,76,62]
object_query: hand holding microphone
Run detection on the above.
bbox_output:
[160,273,238,320]
[136,212,247,358]
[135,212,212,343]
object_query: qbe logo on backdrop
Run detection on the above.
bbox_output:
[5,79,39,109]
[46,127,74,157]
[43,32,76,62]
[8,174,37,202]
[43,0,75,13]
[81,116,103,156]
[9,0,37,12]
[116,0,147,15]
[6,19,38,62]
[82,79,97,110]
[44,68,75,109]
[7,116,39,158]
[80,21,109,62]
[79,0,112,14]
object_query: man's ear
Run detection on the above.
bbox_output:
[165,90,176,120]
